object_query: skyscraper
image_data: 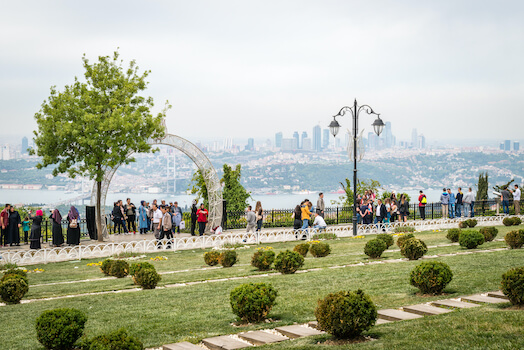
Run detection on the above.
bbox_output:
[504,140,511,151]
[384,122,393,148]
[411,128,418,148]
[293,132,300,149]
[322,129,329,149]
[313,125,321,152]
[246,138,254,151]
[21,137,28,154]
[301,131,308,149]
[418,135,426,149]
[514,141,520,151]
[275,132,283,148]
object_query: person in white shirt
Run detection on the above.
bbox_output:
[152,204,163,239]
[462,187,475,218]
[510,184,521,215]
[312,213,327,231]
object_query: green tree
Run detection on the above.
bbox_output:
[32,51,168,241]
[476,172,489,201]
[334,178,383,206]
[221,164,251,211]
[189,170,209,208]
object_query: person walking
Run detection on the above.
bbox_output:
[1,204,10,247]
[112,202,123,234]
[190,200,198,236]
[418,190,427,220]
[124,198,136,234]
[29,209,43,249]
[7,206,21,246]
[447,189,456,219]
[196,203,208,236]
[51,208,64,247]
[151,203,162,239]
[255,201,263,232]
[501,187,511,215]
[316,193,325,218]
[246,206,256,233]
[138,201,148,234]
[440,188,449,219]
[390,200,398,223]
[455,188,464,218]
[66,206,81,246]
[399,195,409,222]
[510,184,521,215]
[172,202,183,234]
[158,205,173,249]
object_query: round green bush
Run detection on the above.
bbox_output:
[400,238,428,260]
[134,267,161,289]
[458,230,484,249]
[501,266,524,305]
[479,227,499,242]
[466,219,478,227]
[204,251,221,266]
[0,275,29,304]
[376,233,394,248]
[315,289,377,339]
[446,228,461,243]
[274,250,304,274]
[458,221,468,229]
[36,308,87,350]
[396,233,415,248]
[1,272,28,285]
[364,239,387,259]
[513,217,522,226]
[251,249,275,271]
[79,328,143,350]
[109,260,129,278]
[3,268,27,278]
[129,262,155,276]
[410,261,453,295]
[219,250,238,267]
[503,217,514,226]
[100,259,114,275]
[230,283,278,323]
[505,230,524,249]
[293,243,310,257]
[309,241,331,257]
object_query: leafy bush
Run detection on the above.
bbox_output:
[400,238,428,260]
[109,260,129,278]
[410,261,453,295]
[129,262,154,277]
[465,219,477,227]
[394,226,415,233]
[1,271,28,285]
[134,268,161,289]
[396,233,415,248]
[251,248,275,271]
[315,289,377,339]
[458,221,467,229]
[79,328,143,350]
[274,250,304,274]
[293,243,310,257]
[309,241,331,257]
[0,275,29,304]
[479,227,498,242]
[100,259,114,275]
[219,250,238,267]
[376,233,394,248]
[311,232,338,240]
[505,230,524,249]
[203,251,221,266]
[501,266,524,305]
[3,268,27,278]
[514,217,523,226]
[36,308,87,350]
[503,217,521,226]
[230,283,278,323]
[446,228,461,243]
[459,230,484,249]
[364,239,387,259]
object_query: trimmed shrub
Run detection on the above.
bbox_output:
[479,227,498,242]
[458,221,468,229]
[466,219,477,227]
[501,266,524,305]
[129,262,155,276]
[109,260,129,278]
[376,233,394,248]
[503,217,521,226]
[1,272,28,285]
[410,261,453,295]
[293,243,310,257]
[203,251,221,266]
[36,308,87,350]
[0,275,29,304]
[459,230,484,249]
[230,283,278,323]
[513,217,522,226]
[446,228,461,243]
[311,232,338,240]
[3,268,27,278]
[505,230,524,249]
[396,233,415,248]
[394,226,415,233]
[309,241,331,257]
[364,239,387,259]
[100,259,114,275]
[79,328,143,350]
[251,248,275,271]
[315,289,377,339]
[219,250,238,267]
[134,268,161,289]
[400,238,428,260]
[274,250,304,274]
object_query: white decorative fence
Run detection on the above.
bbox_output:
[0,215,519,266]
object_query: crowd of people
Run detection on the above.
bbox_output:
[438,187,476,219]
[355,190,410,225]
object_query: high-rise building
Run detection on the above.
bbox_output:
[2,144,11,160]
[322,129,330,149]
[384,122,393,148]
[313,125,321,152]
[418,135,426,149]
[246,138,254,151]
[504,140,511,151]
[293,132,300,149]
[275,132,283,148]
[411,128,418,148]
[281,138,297,151]
[21,137,29,154]
[301,131,307,149]
[500,143,505,150]
[302,138,312,150]
[514,141,520,151]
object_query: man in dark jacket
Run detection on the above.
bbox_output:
[374,199,387,231]
[455,188,464,218]
[190,200,197,236]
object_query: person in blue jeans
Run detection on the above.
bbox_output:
[501,187,511,214]
[447,188,456,219]
[300,201,313,232]
[455,188,463,218]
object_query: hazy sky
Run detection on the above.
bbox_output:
[1,0,523,144]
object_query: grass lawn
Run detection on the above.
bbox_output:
[0,225,523,349]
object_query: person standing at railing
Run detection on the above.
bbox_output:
[418,191,427,220]
[316,193,325,218]
[22,216,30,244]
[51,208,64,247]
[152,203,162,239]
[190,200,198,236]
[0,204,10,247]
[292,205,302,232]
[196,203,208,236]
[455,188,464,218]
[66,206,81,246]
[360,200,372,225]
[28,209,43,249]
[172,202,183,234]
[300,200,312,232]
[447,189,456,219]
[138,201,148,234]
[7,205,21,246]
[384,198,392,223]
[440,189,449,219]
[390,200,398,223]
[399,195,409,222]
[463,187,475,217]
[500,187,511,215]
[158,205,172,249]
[374,199,387,231]
[246,206,256,233]
[510,184,521,215]
[255,201,263,232]
[124,198,137,234]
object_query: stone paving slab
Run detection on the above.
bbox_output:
[275,325,325,338]
[461,294,509,304]
[202,336,252,350]
[402,304,454,316]
[376,318,392,325]
[431,299,481,309]
[377,309,424,321]
[487,291,509,300]
[163,341,202,350]
[238,331,289,345]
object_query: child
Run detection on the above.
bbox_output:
[22,216,30,244]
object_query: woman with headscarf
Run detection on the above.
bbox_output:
[66,206,81,245]
[7,205,21,246]
[190,200,198,236]
[138,200,148,234]
[29,209,43,249]
[51,208,64,247]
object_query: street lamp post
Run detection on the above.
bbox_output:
[328,99,385,236]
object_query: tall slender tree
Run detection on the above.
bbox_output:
[476,172,489,201]
[221,164,251,211]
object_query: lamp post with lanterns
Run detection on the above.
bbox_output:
[328,99,385,236]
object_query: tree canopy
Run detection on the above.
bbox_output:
[221,164,251,211]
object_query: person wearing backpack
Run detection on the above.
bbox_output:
[418,190,427,220]
[66,206,80,246]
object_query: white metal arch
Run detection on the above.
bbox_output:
[90,133,223,238]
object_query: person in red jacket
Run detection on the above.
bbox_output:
[418,190,427,220]
[196,203,208,236]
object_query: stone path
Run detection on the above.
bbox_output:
[159,291,510,350]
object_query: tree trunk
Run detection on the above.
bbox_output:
[96,180,104,242]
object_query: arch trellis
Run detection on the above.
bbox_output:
[90,134,223,238]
